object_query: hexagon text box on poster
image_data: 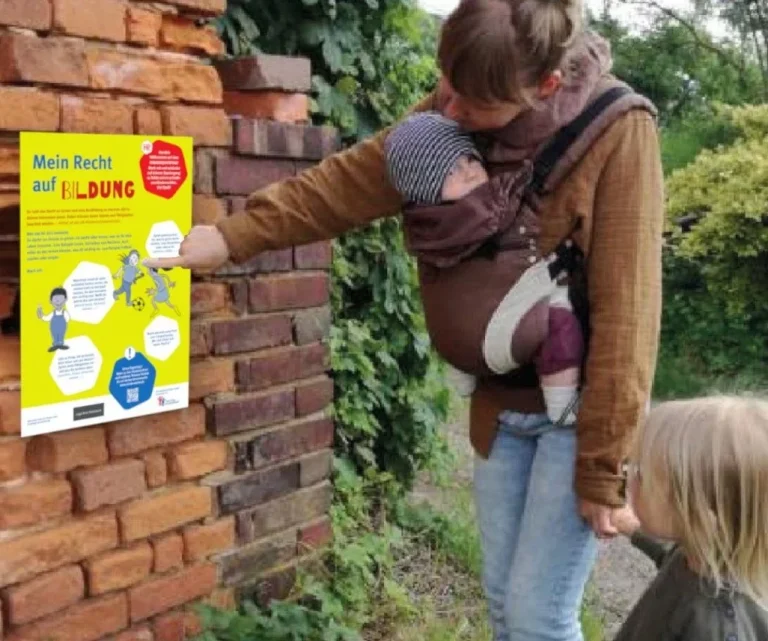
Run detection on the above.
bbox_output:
[64,261,115,324]
[50,336,103,396]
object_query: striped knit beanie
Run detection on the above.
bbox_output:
[385,112,482,205]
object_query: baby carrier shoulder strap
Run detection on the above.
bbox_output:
[529,80,657,197]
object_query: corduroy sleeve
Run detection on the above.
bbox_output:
[217,94,436,263]
[575,111,664,507]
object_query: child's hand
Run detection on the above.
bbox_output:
[611,505,641,537]
[37,306,43,319]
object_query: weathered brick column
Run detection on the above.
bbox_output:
[0,2,339,640]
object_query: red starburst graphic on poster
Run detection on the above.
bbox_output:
[139,140,188,199]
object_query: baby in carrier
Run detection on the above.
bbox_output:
[385,112,584,425]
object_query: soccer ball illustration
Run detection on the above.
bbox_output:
[132,297,145,312]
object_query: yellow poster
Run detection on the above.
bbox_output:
[20,132,192,437]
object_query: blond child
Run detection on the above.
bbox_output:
[611,396,768,641]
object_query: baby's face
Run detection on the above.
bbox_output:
[441,155,489,202]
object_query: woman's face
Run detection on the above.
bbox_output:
[437,72,562,132]
[438,78,523,131]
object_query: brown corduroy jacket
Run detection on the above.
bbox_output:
[216,93,664,507]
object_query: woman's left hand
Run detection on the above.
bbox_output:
[579,499,619,539]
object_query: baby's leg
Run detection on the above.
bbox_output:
[483,260,559,375]
[536,286,584,425]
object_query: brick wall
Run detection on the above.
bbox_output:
[0,2,339,640]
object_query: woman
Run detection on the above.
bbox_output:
[149,1,663,639]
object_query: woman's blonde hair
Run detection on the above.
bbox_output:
[438,0,584,104]
[636,396,768,606]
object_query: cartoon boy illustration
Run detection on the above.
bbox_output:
[113,249,143,306]
[38,287,70,352]
[146,266,181,318]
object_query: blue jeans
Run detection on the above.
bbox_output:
[474,413,597,641]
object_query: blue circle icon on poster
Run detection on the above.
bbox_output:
[109,350,156,410]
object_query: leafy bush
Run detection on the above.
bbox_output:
[660,105,768,385]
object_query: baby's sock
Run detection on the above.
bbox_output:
[542,385,579,425]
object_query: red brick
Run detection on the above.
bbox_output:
[0,33,89,87]
[215,156,294,196]
[60,96,133,134]
[127,7,162,47]
[163,63,222,104]
[112,626,154,641]
[129,563,217,622]
[190,359,234,401]
[0,390,20,435]
[209,389,295,437]
[134,108,163,135]
[3,565,84,625]
[0,88,60,131]
[191,283,229,316]
[292,308,332,346]
[141,451,168,489]
[298,517,333,552]
[249,273,329,312]
[192,195,227,226]
[0,0,51,30]
[161,16,224,56]
[153,611,201,641]
[237,344,329,391]
[218,532,296,587]
[190,322,210,357]
[134,0,225,15]
[296,378,334,416]
[0,437,25,481]
[300,449,333,487]
[242,418,333,470]
[108,405,205,457]
[192,148,225,194]
[87,543,153,595]
[0,479,72,529]
[214,249,294,278]
[237,482,331,543]
[182,517,235,562]
[72,459,147,512]
[214,55,311,93]
[0,335,19,384]
[0,514,118,589]
[235,120,338,160]
[152,533,183,574]
[167,441,228,480]
[9,594,128,641]
[86,49,164,96]
[28,427,108,473]
[210,315,292,356]
[0,282,16,313]
[53,0,126,42]
[160,106,231,147]
[119,486,213,542]
[294,242,333,269]
[223,92,309,123]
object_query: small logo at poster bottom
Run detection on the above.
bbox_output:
[73,403,105,421]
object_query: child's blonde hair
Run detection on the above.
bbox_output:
[636,396,768,606]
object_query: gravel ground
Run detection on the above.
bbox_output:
[418,403,657,639]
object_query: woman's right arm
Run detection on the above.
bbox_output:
[216,95,437,264]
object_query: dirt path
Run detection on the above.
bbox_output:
[415,404,656,639]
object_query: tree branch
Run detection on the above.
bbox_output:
[619,0,746,72]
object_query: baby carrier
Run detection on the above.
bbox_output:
[402,80,657,386]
